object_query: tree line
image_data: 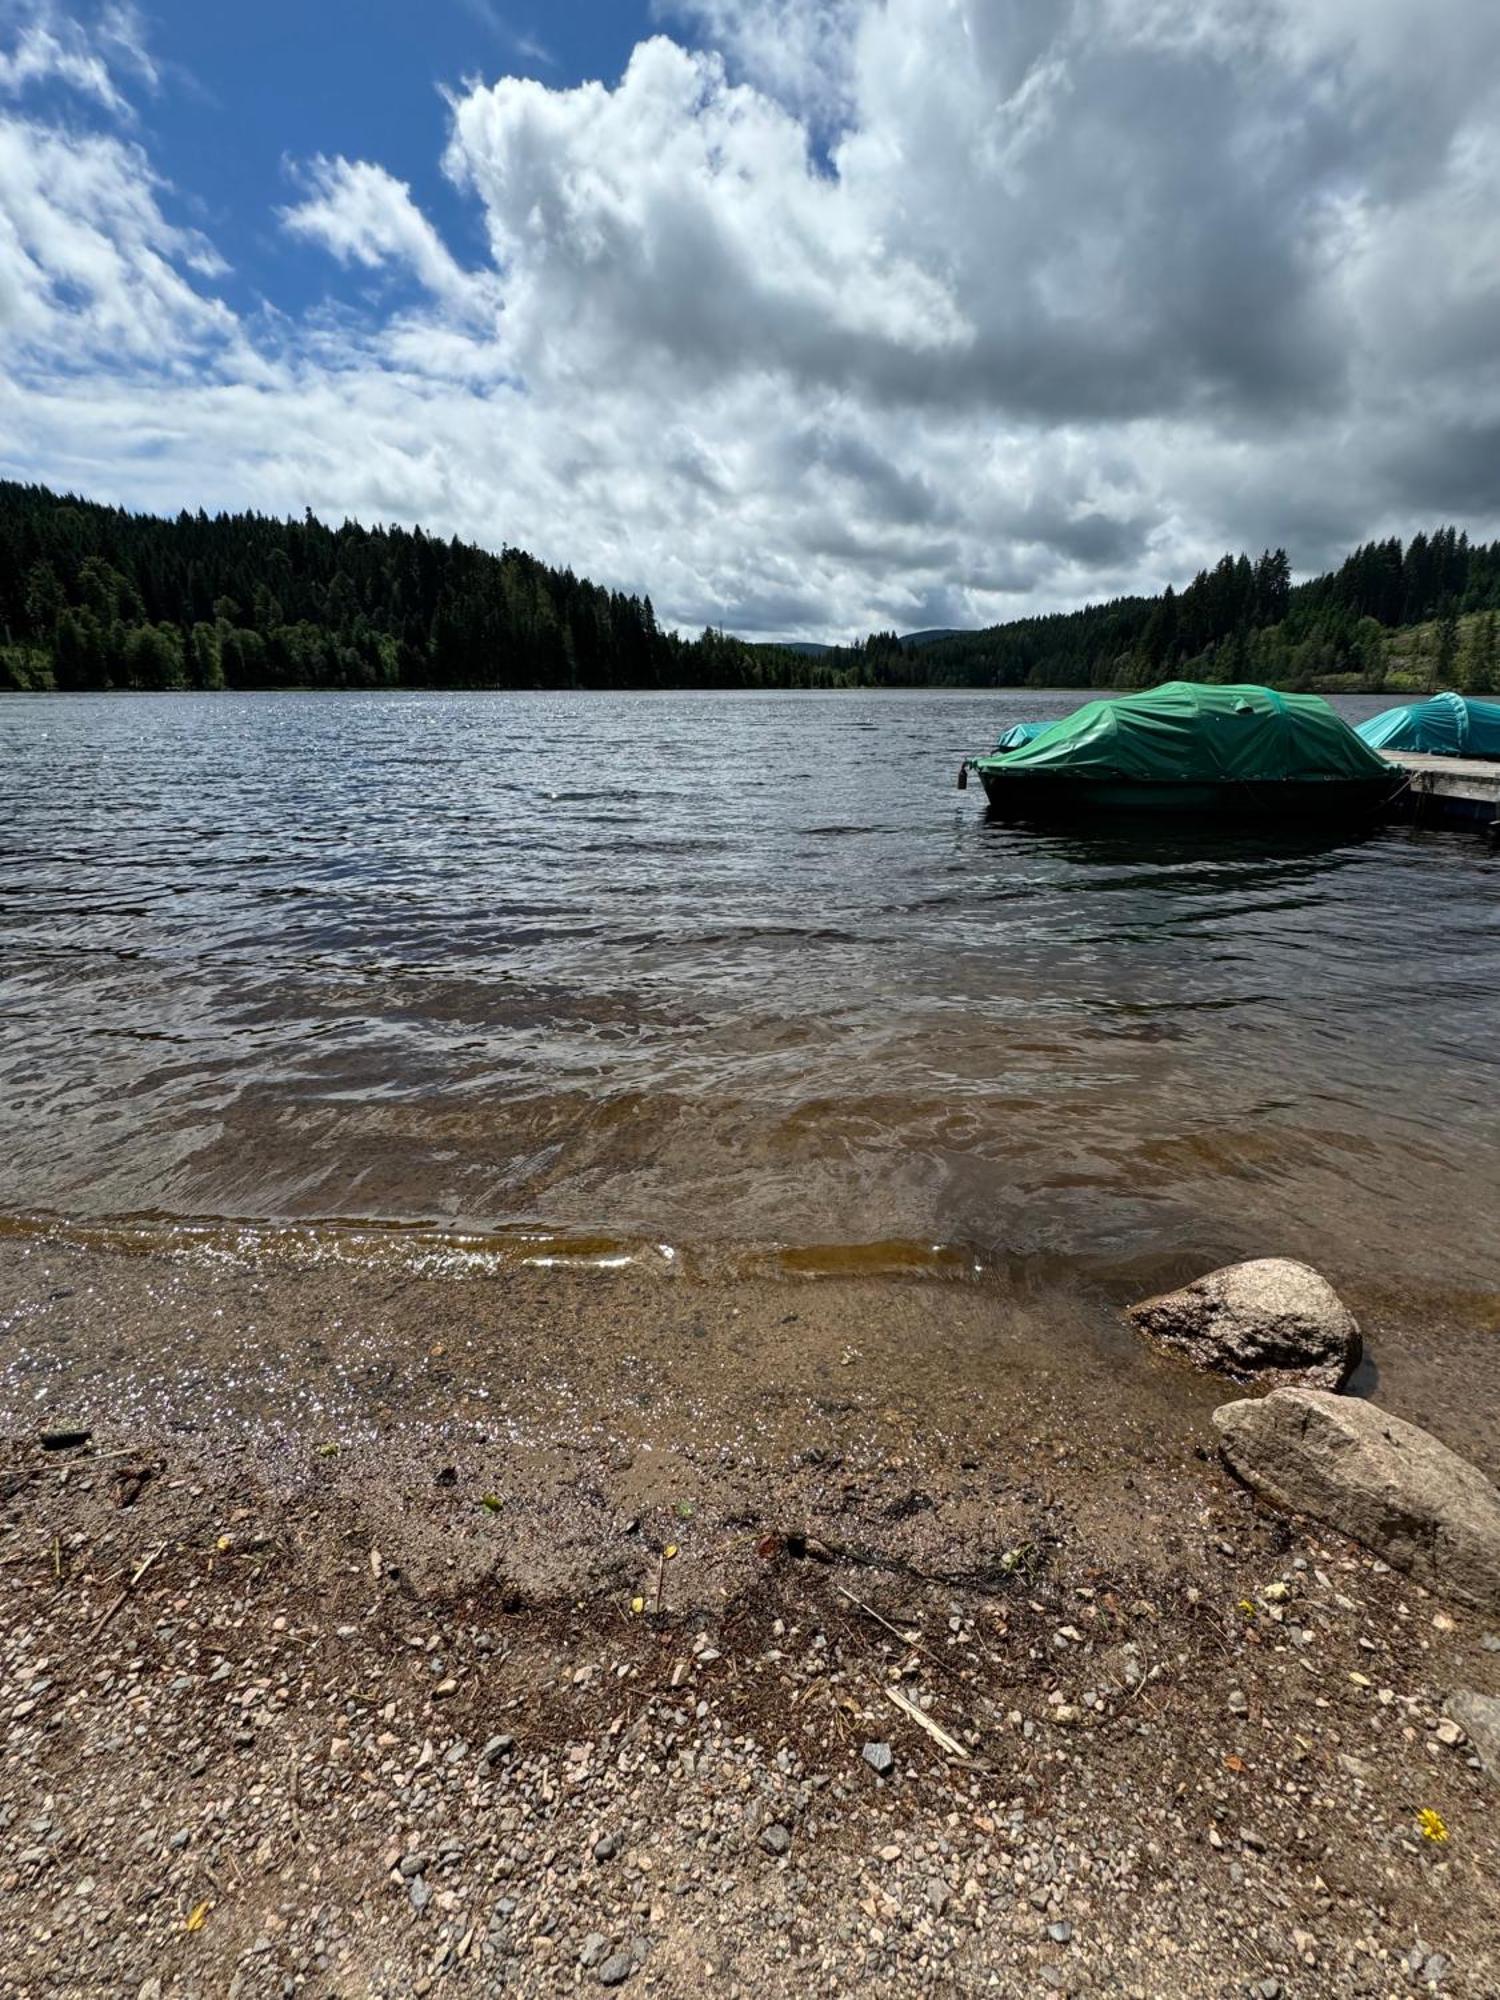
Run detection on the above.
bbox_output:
[861,531,1500,693]
[3,479,1499,695]
[0,482,841,694]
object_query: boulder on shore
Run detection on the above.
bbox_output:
[1444,1692,1500,1784]
[1128,1257,1360,1389]
[1214,1389,1500,1612]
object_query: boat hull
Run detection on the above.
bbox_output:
[974,770,1399,823]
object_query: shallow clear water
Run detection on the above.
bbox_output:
[2,688,1497,1294]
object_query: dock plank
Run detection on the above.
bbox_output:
[1380,749,1500,829]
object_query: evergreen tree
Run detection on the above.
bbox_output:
[1434,601,1461,688]
[1461,610,1498,694]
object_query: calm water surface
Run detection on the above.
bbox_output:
[2,689,1497,1296]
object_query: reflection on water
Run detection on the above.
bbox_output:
[2,688,1498,1293]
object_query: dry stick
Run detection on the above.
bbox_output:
[90,1542,167,1639]
[834,1582,970,1688]
[884,1683,971,1760]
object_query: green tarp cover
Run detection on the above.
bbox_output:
[976,681,1390,784]
[1355,691,1500,758]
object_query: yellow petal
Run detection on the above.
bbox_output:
[185,1901,211,1933]
[631,1596,645,1615]
[664,1544,678,1560]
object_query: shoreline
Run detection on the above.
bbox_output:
[2,1232,1498,1995]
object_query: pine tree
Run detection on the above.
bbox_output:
[1461,610,1498,694]
[1433,601,1461,688]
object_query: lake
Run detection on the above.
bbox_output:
[2,688,1498,1305]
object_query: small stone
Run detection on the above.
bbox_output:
[408,1876,431,1914]
[1422,1951,1450,1985]
[579,1934,609,1969]
[399,1852,429,1878]
[1048,1920,1074,1944]
[481,1735,514,1765]
[926,1878,951,1915]
[1239,1828,1266,1852]
[862,1741,894,1776]
[760,1824,791,1856]
[1434,1718,1464,1747]
[598,1953,634,1987]
[1228,1690,1249,1717]
[593,1833,622,1862]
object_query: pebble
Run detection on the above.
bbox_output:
[593,1832,622,1862]
[598,1953,634,1987]
[1047,1920,1074,1944]
[579,1934,609,1969]
[1434,1719,1464,1747]
[760,1824,791,1856]
[862,1741,894,1776]
[407,1876,431,1914]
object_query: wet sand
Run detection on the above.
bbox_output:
[2,1229,1499,1996]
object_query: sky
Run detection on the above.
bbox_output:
[3,1,1500,642]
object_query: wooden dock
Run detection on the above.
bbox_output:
[1382,751,1500,833]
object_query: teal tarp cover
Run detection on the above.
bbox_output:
[975,682,1390,784]
[993,721,1044,750]
[1355,691,1500,758]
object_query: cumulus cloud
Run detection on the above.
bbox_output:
[281,156,500,322]
[3,0,1500,638]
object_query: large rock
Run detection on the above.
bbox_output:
[1128,1258,1360,1389]
[1444,1692,1500,1784]
[1214,1389,1500,1612]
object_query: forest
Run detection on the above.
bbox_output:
[0,482,825,694]
[844,531,1500,693]
[2,480,1498,695]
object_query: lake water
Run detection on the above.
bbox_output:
[2,689,1498,1301]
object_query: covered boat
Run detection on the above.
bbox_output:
[962,681,1399,821]
[1356,690,1500,759]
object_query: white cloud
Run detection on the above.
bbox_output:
[0,114,234,364]
[665,0,861,125]
[4,0,1500,640]
[281,156,500,322]
[0,1,155,112]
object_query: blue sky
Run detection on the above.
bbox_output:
[3,1,1500,640]
[136,2,650,318]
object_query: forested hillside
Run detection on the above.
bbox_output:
[841,531,1500,693]
[3,480,1498,695]
[0,483,827,693]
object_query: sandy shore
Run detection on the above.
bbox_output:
[1,1228,1498,1997]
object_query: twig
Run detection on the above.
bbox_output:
[89,1542,166,1639]
[884,1684,971,1760]
[835,1583,968,1687]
